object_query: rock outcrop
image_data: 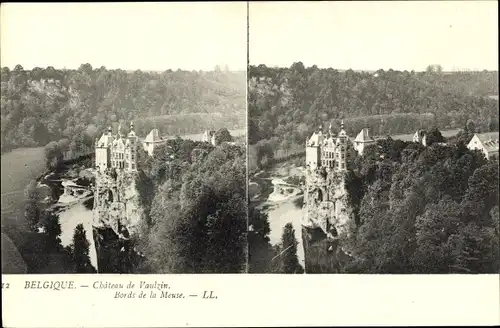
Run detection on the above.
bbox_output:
[93,169,144,238]
[92,169,146,272]
[301,167,355,273]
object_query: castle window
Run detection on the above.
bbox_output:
[317,189,323,202]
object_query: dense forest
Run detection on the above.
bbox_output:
[248,63,499,171]
[0,64,245,153]
[343,136,499,273]
[249,130,499,274]
[132,136,247,273]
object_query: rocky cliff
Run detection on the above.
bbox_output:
[301,167,355,273]
[92,169,146,272]
[93,170,144,236]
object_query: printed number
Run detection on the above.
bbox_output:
[2,283,10,289]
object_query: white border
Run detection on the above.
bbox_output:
[2,274,499,327]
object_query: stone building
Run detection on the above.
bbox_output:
[143,128,166,157]
[353,128,375,156]
[413,129,427,146]
[202,130,217,146]
[467,132,499,160]
[305,121,355,171]
[95,122,138,172]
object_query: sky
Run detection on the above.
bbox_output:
[250,1,498,71]
[0,2,247,71]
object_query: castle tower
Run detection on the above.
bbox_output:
[143,128,166,157]
[125,121,138,172]
[111,123,125,170]
[353,128,375,156]
[95,126,114,172]
[322,125,336,169]
[335,120,348,172]
[306,126,323,170]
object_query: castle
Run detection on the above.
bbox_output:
[95,122,138,173]
[306,121,375,170]
[306,121,350,171]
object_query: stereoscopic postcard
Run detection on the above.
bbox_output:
[1,1,499,327]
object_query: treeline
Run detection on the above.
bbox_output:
[248,63,499,171]
[131,136,247,273]
[0,64,246,153]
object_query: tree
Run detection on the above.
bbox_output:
[280,223,303,273]
[44,141,63,169]
[214,128,232,145]
[24,199,41,231]
[70,224,96,273]
[248,205,276,273]
[39,212,62,251]
[425,127,445,146]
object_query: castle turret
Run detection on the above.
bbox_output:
[125,121,138,172]
[335,120,348,171]
[117,122,123,139]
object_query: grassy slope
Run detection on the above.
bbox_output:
[1,147,45,273]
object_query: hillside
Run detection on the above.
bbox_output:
[0,65,246,153]
[248,63,499,169]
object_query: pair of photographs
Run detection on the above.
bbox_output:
[1,2,499,276]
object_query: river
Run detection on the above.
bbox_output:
[251,163,306,268]
[41,170,98,271]
[180,128,246,141]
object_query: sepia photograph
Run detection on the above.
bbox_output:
[1,2,247,274]
[1,1,499,327]
[248,1,499,273]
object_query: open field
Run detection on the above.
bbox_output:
[388,128,461,142]
[1,147,46,221]
[1,147,46,195]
